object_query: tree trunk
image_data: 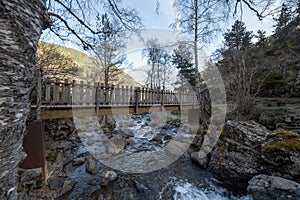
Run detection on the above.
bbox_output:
[193,0,206,128]
[0,1,49,199]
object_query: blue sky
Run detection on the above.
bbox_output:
[41,0,281,54]
[41,0,283,86]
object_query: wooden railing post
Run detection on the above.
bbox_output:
[62,79,69,104]
[53,78,60,103]
[85,82,91,104]
[79,81,84,104]
[91,82,97,105]
[110,84,114,104]
[72,80,77,104]
[129,86,133,104]
[95,82,99,116]
[115,84,120,105]
[121,85,125,104]
[100,83,104,105]
[134,87,140,113]
[45,78,51,104]
[161,86,165,111]
[125,85,129,104]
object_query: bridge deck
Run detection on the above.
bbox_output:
[33,78,209,119]
[35,104,199,119]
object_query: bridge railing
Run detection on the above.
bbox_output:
[40,78,201,107]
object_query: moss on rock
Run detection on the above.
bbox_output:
[261,129,300,153]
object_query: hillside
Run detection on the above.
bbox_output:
[259,15,300,97]
[36,41,140,87]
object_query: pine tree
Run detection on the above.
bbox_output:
[296,0,300,15]
[274,3,293,33]
[172,45,196,89]
[223,20,253,50]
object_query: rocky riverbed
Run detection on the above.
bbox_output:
[17,113,300,199]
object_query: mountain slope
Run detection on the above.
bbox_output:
[37,41,140,87]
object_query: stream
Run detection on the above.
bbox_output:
[65,113,253,200]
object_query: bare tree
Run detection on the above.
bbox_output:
[143,39,170,89]
[172,0,228,127]
[47,0,142,50]
[84,14,128,86]
[36,41,79,80]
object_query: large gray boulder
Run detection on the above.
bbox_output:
[209,120,271,190]
[208,120,300,192]
[261,128,300,178]
[247,174,300,200]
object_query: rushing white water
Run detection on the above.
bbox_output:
[159,178,253,200]
[174,183,209,200]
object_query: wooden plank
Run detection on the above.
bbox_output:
[53,78,60,103]
[79,81,84,104]
[61,79,69,104]
[45,78,51,103]
[85,82,91,104]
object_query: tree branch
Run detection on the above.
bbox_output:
[49,12,93,50]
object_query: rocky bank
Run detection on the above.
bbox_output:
[191,120,300,199]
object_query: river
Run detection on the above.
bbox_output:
[65,113,253,199]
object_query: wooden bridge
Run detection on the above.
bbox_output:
[33,78,211,119]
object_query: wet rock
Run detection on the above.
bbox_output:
[100,171,118,187]
[285,117,293,123]
[59,178,76,196]
[247,174,300,200]
[126,139,136,145]
[152,135,163,144]
[73,157,85,166]
[51,140,74,150]
[191,152,210,169]
[110,135,127,150]
[209,121,300,192]
[119,121,135,128]
[113,129,135,138]
[47,177,65,191]
[88,178,97,185]
[261,129,300,177]
[85,155,99,174]
[20,170,39,186]
[209,121,271,191]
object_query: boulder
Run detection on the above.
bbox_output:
[47,177,66,191]
[73,157,85,166]
[209,120,270,191]
[208,121,300,192]
[152,135,163,144]
[247,174,300,200]
[110,135,127,150]
[100,171,118,187]
[85,155,99,174]
[191,151,210,169]
[261,129,300,178]
[59,178,76,196]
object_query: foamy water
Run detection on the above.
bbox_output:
[159,178,253,200]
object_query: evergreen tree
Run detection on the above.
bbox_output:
[274,3,293,33]
[296,0,300,15]
[255,30,267,48]
[223,20,253,50]
[172,44,196,89]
